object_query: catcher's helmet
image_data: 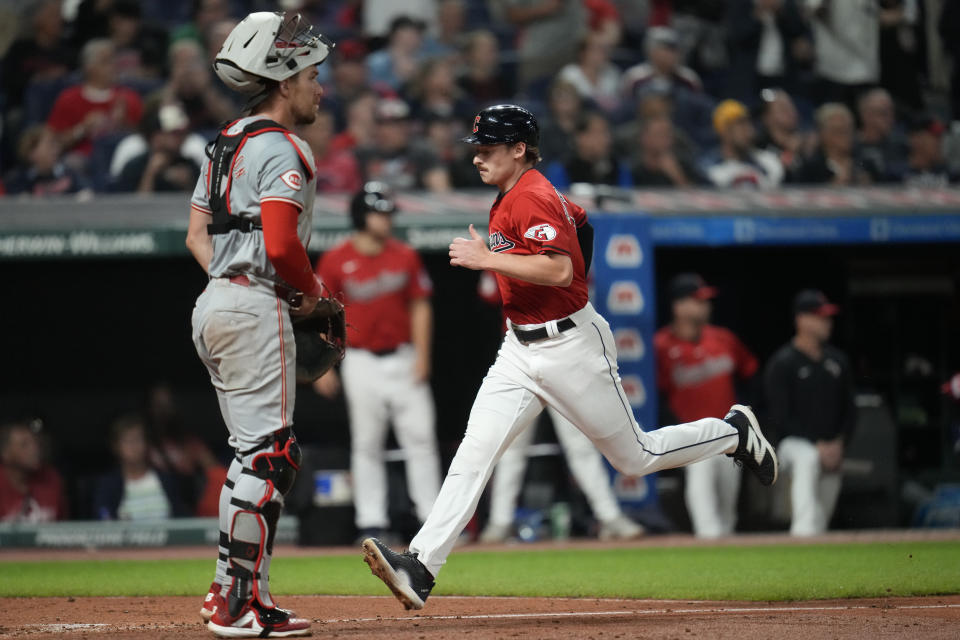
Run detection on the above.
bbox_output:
[350,181,397,230]
[213,12,334,95]
[461,104,539,147]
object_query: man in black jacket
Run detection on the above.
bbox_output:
[764,290,856,536]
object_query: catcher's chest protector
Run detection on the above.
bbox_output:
[206,119,289,235]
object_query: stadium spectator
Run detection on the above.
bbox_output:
[489,0,587,95]
[298,108,363,193]
[615,92,698,168]
[423,0,468,57]
[363,0,437,41]
[705,99,784,189]
[355,97,451,192]
[878,0,923,111]
[456,30,515,104]
[725,0,813,105]
[423,110,485,188]
[169,0,231,46]
[161,38,235,133]
[0,420,68,523]
[203,18,238,63]
[1,1,75,129]
[3,125,92,197]
[755,88,816,181]
[104,0,168,83]
[321,39,372,131]
[112,101,200,193]
[856,88,908,183]
[46,38,144,160]
[556,31,623,117]
[405,57,475,122]
[621,28,716,149]
[655,274,758,538]
[547,110,631,188]
[330,91,379,154]
[764,290,856,537]
[537,79,584,165]
[631,116,703,187]
[621,27,703,99]
[583,0,622,47]
[903,116,958,187]
[93,414,185,521]
[143,382,226,519]
[367,16,430,91]
[795,102,870,185]
[805,0,879,108]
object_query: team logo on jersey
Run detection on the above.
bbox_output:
[605,235,643,268]
[489,231,515,252]
[607,281,644,314]
[280,169,303,191]
[614,328,645,361]
[523,223,557,242]
[619,374,647,407]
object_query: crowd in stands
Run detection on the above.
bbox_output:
[1,0,958,200]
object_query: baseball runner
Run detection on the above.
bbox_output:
[185,12,334,638]
[361,104,779,611]
[313,182,441,542]
[654,273,758,538]
[476,271,643,542]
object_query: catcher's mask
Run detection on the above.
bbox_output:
[350,181,397,231]
[213,12,334,107]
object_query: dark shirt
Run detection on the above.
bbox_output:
[631,156,705,187]
[114,151,200,193]
[857,134,909,183]
[4,164,90,196]
[763,343,857,444]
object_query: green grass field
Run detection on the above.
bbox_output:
[3,541,958,601]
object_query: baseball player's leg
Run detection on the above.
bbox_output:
[409,360,544,578]
[816,471,843,533]
[547,406,622,523]
[215,458,243,588]
[341,350,392,531]
[778,436,822,536]
[538,312,739,475]
[684,456,740,537]
[484,420,536,529]
[388,349,441,524]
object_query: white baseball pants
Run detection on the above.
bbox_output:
[410,303,739,577]
[486,405,624,527]
[684,456,741,538]
[778,436,842,536]
[341,345,441,530]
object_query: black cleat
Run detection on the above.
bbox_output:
[361,537,435,611]
[725,404,779,486]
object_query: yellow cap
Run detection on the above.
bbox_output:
[713,99,748,135]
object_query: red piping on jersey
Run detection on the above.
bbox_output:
[276,297,288,427]
[282,132,315,181]
[223,126,287,215]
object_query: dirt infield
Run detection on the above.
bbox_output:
[2,594,959,639]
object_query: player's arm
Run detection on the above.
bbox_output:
[449,224,573,287]
[186,206,214,274]
[410,297,432,381]
[261,200,323,305]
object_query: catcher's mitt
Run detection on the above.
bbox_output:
[292,297,346,382]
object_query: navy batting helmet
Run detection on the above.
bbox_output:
[461,104,539,147]
[350,181,397,230]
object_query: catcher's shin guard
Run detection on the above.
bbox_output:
[226,430,301,610]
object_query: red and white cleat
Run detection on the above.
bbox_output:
[207,598,310,638]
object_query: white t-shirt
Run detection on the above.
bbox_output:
[117,470,172,521]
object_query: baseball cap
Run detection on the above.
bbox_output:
[713,99,749,135]
[793,289,839,316]
[157,104,189,132]
[908,114,945,137]
[376,97,411,122]
[646,27,678,49]
[669,273,717,302]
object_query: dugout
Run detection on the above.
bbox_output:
[1,187,958,539]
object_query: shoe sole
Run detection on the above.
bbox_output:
[731,404,779,485]
[361,538,425,611]
[207,620,311,638]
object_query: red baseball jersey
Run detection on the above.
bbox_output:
[317,238,432,352]
[654,325,758,422]
[487,169,589,324]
